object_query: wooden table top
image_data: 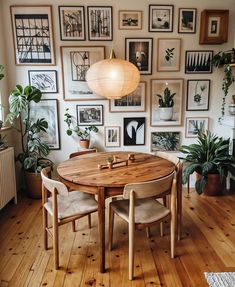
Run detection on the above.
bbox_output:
[57,152,175,188]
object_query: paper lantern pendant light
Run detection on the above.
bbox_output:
[86,50,140,99]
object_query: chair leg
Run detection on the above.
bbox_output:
[53,218,59,269]
[146,227,150,238]
[43,207,48,250]
[72,220,76,232]
[171,215,176,259]
[109,206,115,251]
[88,214,91,229]
[129,221,134,280]
[160,222,164,237]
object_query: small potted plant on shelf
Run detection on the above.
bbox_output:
[180,131,235,196]
[64,108,99,149]
[156,86,176,121]
[5,85,53,199]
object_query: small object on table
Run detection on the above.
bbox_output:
[128,153,135,162]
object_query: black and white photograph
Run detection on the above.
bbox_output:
[151,132,180,152]
[149,5,174,32]
[185,50,213,74]
[29,99,60,149]
[125,38,153,75]
[119,10,142,30]
[105,126,120,147]
[59,6,85,41]
[10,5,55,65]
[76,105,103,126]
[186,79,210,111]
[178,8,197,33]
[123,117,145,146]
[185,117,209,138]
[28,70,58,93]
[87,6,113,40]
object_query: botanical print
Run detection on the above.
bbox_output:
[149,5,173,32]
[187,80,210,111]
[124,117,145,145]
[76,105,103,126]
[186,117,209,138]
[185,50,213,74]
[28,70,58,93]
[105,126,120,147]
[59,6,85,40]
[119,10,142,29]
[151,132,180,152]
[178,8,196,33]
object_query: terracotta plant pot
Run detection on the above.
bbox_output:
[196,172,225,196]
[79,139,90,149]
[24,171,42,199]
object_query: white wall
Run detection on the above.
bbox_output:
[1,0,235,169]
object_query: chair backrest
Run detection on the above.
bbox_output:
[41,167,68,197]
[155,151,180,167]
[69,149,97,159]
[123,171,175,199]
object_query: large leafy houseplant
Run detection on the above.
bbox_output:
[5,85,52,172]
[180,131,235,195]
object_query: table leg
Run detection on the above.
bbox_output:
[98,186,105,273]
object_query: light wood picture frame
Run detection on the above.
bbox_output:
[10,5,55,65]
[118,10,142,30]
[105,126,120,147]
[149,5,174,32]
[185,117,209,138]
[157,38,181,72]
[178,8,197,33]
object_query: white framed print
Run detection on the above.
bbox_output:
[105,126,120,147]
[185,117,209,138]
[118,10,142,30]
[28,70,58,93]
[76,105,103,126]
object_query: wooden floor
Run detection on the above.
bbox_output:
[1,189,235,287]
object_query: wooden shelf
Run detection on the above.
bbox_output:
[230,63,235,67]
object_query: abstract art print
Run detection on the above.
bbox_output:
[185,117,209,138]
[123,117,145,146]
[119,10,142,30]
[61,46,105,100]
[58,6,85,41]
[151,132,180,152]
[185,50,213,74]
[105,126,120,147]
[87,6,113,40]
[149,5,174,32]
[10,5,55,65]
[76,105,103,126]
[28,70,58,93]
[178,8,197,33]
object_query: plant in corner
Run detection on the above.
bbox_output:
[180,131,235,196]
[64,108,98,149]
[156,86,176,121]
[5,85,53,198]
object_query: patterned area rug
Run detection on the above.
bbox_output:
[204,272,235,287]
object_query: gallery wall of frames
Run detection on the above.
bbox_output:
[0,0,235,163]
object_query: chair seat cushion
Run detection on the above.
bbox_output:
[110,198,170,224]
[44,190,97,220]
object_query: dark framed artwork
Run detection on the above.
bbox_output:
[185,117,209,138]
[151,132,180,152]
[123,117,145,146]
[105,126,120,147]
[199,10,229,44]
[186,79,210,111]
[58,6,85,41]
[10,5,55,65]
[87,6,113,41]
[76,105,103,126]
[149,5,174,32]
[28,70,58,93]
[185,50,213,74]
[118,10,142,30]
[178,8,197,33]
[61,46,105,100]
[29,99,60,150]
[125,38,153,75]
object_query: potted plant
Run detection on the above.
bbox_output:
[64,108,98,149]
[211,49,235,122]
[5,85,52,198]
[156,86,176,121]
[180,131,235,196]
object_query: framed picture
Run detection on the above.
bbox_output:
[149,5,174,32]
[125,38,153,75]
[186,79,210,111]
[178,8,197,33]
[151,132,180,152]
[109,82,146,112]
[199,10,229,44]
[105,126,120,147]
[185,117,209,138]
[87,6,113,41]
[76,105,103,126]
[150,79,183,126]
[10,5,55,65]
[28,70,58,93]
[61,46,105,101]
[185,50,213,74]
[58,6,85,41]
[157,38,181,72]
[123,117,145,146]
[29,99,60,150]
[118,10,142,30]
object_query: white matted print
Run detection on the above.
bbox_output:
[157,38,181,72]
[151,132,180,152]
[149,5,174,32]
[76,105,103,126]
[28,70,58,93]
[185,117,209,138]
[178,8,197,33]
[119,10,142,30]
[105,126,120,147]
[109,82,146,112]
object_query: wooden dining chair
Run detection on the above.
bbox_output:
[41,167,98,269]
[108,171,177,280]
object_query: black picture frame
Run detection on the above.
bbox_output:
[149,5,174,32]
[178,8,197,34]
[123,117,145,146]
[28,70,58,94]
[76,105,104,126]
[185,50,213,74]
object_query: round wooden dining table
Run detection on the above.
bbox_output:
[57,151,175,273]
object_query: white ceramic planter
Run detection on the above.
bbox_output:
[159,107,173,121]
